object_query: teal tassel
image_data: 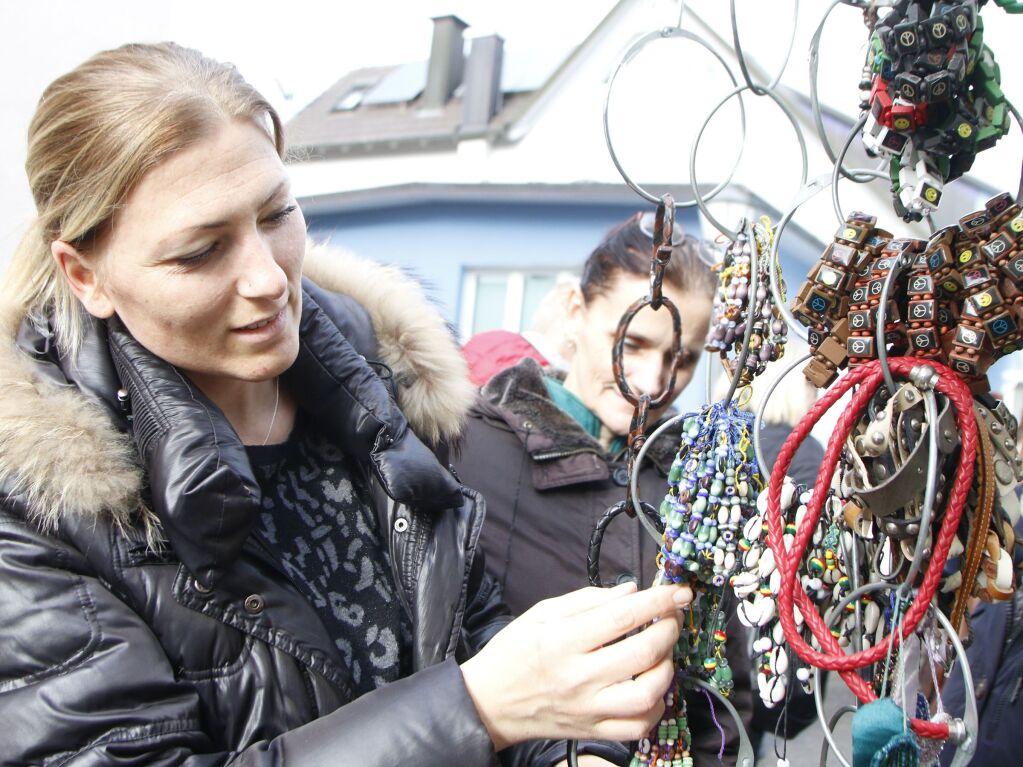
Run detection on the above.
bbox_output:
[870,733,919,767]
[852,699,920,767]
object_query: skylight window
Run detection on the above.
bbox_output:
[333,85,372,111]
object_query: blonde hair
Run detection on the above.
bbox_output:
[2,42,284,358]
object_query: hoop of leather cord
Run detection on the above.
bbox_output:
[765,357,978,741]
[949,422,996,631]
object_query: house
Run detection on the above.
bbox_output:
[285,0,1023,410]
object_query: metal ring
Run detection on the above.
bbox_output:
[630,412,687,545]
[831,114,872,225]
[730,0,799,97]
[902,390,940,588]
[588,500,664,587]
[809,1,885,184]
[612,294,684,409]
[817,700,857,767]
[603,26,747,205]
[684,677,756,767]
[753,351,813,474]
[770,170,889,346]
[874,254,909,397]
[689,82,809,240]
[817,581,978,766]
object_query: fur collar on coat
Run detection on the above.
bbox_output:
[0,242,475,538]
[477,357,680,471]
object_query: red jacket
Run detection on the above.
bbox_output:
[462,329,548,386]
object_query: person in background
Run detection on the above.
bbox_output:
[0,42,692,767]
[721,343,825,490]
[454,213,755,766]
[463,276,577,386]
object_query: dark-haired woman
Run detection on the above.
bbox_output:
[454,215,755,765]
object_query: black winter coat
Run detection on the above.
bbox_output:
[0,250,569,767]
[453,358,755,767]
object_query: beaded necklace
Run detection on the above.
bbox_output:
[707,218,788,386]
[630,401,759,767]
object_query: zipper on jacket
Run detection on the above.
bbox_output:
[532,447,603,462]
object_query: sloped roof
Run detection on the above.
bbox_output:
[285,58,547,159]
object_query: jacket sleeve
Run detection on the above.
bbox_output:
[0,512,496,767]
[456,512,631,767]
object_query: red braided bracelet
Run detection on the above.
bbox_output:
[766,357,977,740]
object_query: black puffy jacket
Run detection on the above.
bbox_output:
[454,358,755,767]
[0,248,570,766]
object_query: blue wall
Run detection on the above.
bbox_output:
[306,199,706,323]
[305,197,821,415]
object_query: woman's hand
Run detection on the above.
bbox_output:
[555,757,618,767]
[460,581,692,750]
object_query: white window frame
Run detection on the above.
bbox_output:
[459,267,576,341]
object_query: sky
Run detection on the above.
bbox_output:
[0,0,618,266]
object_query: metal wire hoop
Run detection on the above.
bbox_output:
[809,0,887,184]
[603,26,748,205]
[753,351,813,473]
[730,0,799,97]
[813,581,979,767]
[689,82,809,240]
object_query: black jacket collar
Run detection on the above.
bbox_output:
[17,278,462,587]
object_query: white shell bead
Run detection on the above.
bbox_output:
[773,621,785,644]
[744,547,761,569]
[781,482,795,509]
[731,572,760,598]
[758,547,776,578]
[775,647,789,674]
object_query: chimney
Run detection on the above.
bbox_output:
[421,15,468,110]
[461,35,505,135]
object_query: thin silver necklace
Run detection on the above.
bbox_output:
[261,377,280,445]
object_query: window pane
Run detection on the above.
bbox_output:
[520,274,558,332]
[472,274,508,335]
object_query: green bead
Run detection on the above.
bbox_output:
[711,480,724,497]
[669,464,683,482]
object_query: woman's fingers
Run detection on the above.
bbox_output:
[588,610,682,683]
[590,651,676,721]
[523,582,637,621]
[565,584,692,651]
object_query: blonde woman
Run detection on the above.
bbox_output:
[0,43,690,766]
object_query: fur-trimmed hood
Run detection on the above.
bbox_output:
[0,242,474,537]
